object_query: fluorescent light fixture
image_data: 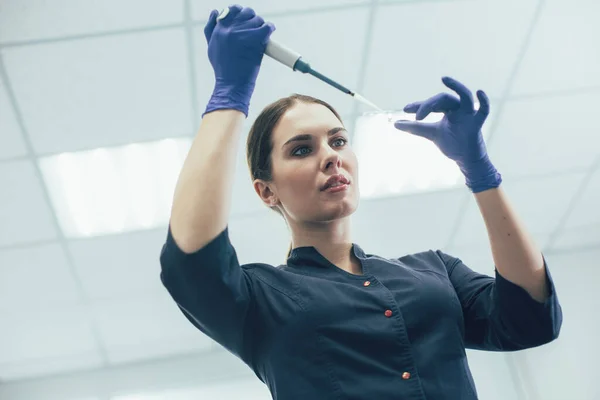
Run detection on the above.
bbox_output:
[353,111,464,199]
[39,138,191,238]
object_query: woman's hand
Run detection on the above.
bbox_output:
[203,5,275,117]
[394,76,502,193]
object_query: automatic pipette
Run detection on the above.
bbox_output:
[264,40,384,113]
[215,7,384,113]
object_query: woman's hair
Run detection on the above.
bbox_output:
[245,94,343,257]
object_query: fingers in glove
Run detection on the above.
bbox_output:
[237,15,265,30]
[417,93,460,120]
[394,120,437,141]
[403,102,421,113]
[235,6,257,22]
[442,76,474,112]
[404,93,460,121]
[204,9,219,43]
[257,22,276,43]
[474,90,490,126]
[236,21,275,43]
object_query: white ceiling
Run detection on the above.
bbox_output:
[1,0,599,384]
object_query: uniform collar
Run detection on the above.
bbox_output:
[287,243,366,270]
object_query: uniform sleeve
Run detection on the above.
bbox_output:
[159,226,255,362]
[437,250,563,351]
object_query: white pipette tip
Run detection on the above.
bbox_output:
[353,93,383,113]
[354,93,394,123]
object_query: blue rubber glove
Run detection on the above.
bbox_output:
[393,77,502,193]
[203,5,275,117]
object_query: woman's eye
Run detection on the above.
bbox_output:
[292,138,346,156]
[333,138,348,147]
[292,146,311,156]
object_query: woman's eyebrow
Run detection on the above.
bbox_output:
[282,127,347,148]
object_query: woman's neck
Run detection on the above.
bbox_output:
[289,217,362,275]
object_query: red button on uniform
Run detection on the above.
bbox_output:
[363,281,371,287]
[402,372,411,380]
[384,309,393,317]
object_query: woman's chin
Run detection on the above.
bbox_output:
[316,198,358,222]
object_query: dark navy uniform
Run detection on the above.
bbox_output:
[160,227,562,399]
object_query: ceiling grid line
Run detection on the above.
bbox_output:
[0,154,29,164]
[0,23,184,49]
[0,54,111,368]
[444,0,549,250]
[545,240,600,256]
[506,84,600,102]
[0,238,59,252]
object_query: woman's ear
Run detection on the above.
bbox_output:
[253,179,279,207]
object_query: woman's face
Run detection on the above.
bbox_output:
[261,102,360,223]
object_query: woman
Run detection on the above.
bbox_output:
[160,5,562,400]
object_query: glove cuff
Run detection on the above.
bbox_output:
[458,155,503,193]
[203,81,256,117]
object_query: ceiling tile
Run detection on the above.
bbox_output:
[0,75,27,160]
[362,0,538,111]
[192,0,368,21]
[0,306,99,365]
[352,188,468,258]
[68,229,170,301]
[452,172,586,247]
[0,160,57,246]
[511,0,600,96]
[562,166,600,229]
[195,8,371,121]
[91,291,214,365]
[0,243,81,313]
[3,28,193,155]
[0,0,183,43]
[551,223,600,252]
[488,93,600,179]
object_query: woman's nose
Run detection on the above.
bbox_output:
[322,149,342,171]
